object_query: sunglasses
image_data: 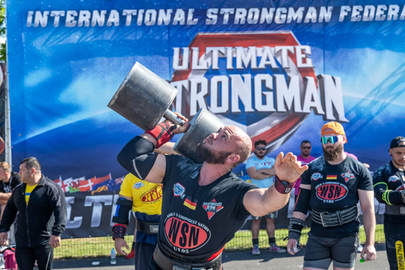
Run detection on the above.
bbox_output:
[256,147,266,151]
[302,146,311,150]
[321,136,342,144]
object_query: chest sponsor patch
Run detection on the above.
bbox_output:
[315,182,348,203]
[173,183,186,199]
[389,175,400,182]
[311,173,322,181]
[202,199,224,220]
[326,175,337,180]
[141,185,162,203]
[164,213,211,253]
[341,171,355,183]
[133,182,144,189]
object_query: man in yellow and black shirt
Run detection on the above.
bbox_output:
[112,143,175,269]
[114,173,162,269]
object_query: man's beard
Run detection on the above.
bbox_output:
[323,143,343,161]
[196,144,231,164]
[301,152,310,158]
[393,158,405,169]
[255,151,265,158]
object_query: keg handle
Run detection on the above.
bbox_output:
[164,110,186,126]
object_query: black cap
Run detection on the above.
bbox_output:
[390,136,405,149]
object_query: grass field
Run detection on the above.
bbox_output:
[54,224,385,259]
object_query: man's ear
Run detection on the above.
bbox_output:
[343,135,348,144]
[227,154,241,164]
[389,149,392,157]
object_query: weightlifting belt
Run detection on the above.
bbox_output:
[385,205,405,215]
[311,205,358,227]
[137,220,159,235]
[153,244,222,270]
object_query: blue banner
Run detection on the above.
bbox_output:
[7,0,405,181]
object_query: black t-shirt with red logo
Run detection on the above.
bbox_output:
[301,156,373,238]
[159,155,258,263]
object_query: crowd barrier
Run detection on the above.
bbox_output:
[54,225,385,259]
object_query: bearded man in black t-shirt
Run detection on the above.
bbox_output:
[115,116,307,270]
[0,161,21,218]
[286,121,377,270]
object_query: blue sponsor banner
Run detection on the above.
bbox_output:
[7,0,405,182]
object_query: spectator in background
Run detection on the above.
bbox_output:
[246,140,286,255]
[373,136,405,270]
[0,157,67,270]
[294,141,316,200]
[0,162,21,219]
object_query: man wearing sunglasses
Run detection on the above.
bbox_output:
[373,136,405,270]
[286,121,377,270]
[246,140,285,255]
[294,141,316,200]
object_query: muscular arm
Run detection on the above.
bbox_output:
[243,152,308,217]
[358,189,377,261]
[117,118,189,184]
[139,137,167,184]
[373,171,404,205]
[243,186,290,216]
[359,190,376,245]
[117,133,166,184]
[291,184,311,221]
[291,211,307,221]
[154,142,178,155]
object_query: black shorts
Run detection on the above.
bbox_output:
[304,233,359,269]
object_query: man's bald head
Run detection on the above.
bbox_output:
[228,126,252,166]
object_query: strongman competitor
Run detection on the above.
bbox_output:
[115,116,307,270]
[286,121,377,270]
[113,143,177,269]
[373,136,405,270]
[113,173,162,269]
